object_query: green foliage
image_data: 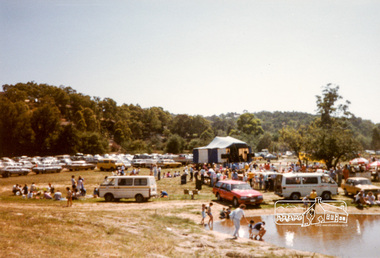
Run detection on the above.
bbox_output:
[256,132,273,153]
[280,126,307,164]
[0,82,376,157]
[121,140,147,154]
[165,134,184,154]
[78,132,109,154]
[307,85,360,168]
[236,113,264,136]
[371,126,380,150]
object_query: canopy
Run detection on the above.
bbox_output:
[369,161,380,168]
[196,136,248,150]
[349,157,369,165]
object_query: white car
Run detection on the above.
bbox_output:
[1,165,30,177]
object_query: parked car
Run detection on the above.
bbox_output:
[32,163,63,174]
[274,172,338,200]
[157,159,182,168]
[97,158,123,171]
[173,154,193,164]
[1,165,30,177]
[67,160,96,171]
[341,177,380,197]
[131,159,157,168]
[213,180,263,207]
[99,175,157,202]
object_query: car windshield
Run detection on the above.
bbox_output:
[101,178,115,186]
[231,184,252,190]
[354,179,371,185]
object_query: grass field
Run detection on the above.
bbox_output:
[2,164,378,257]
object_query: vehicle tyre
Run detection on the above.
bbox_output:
[104,193,114,202]
[2,173,7,178]
[135,194,144,203]
[24,172,28,176]
[35,171,39,175]
[100,167,104,171]
[321,191,331,200]
[290,193,301,200]
[216,193,222,201]
[69,169,73,171]
[233,197,239,207]
[344,189,348,196]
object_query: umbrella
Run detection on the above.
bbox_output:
[349,158,369,165]
[369,161,380,168]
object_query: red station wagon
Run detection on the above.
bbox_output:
[212,180,263,207]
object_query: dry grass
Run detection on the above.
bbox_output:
[0,165,332,257]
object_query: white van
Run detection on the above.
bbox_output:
[99,176,157,202]
[274,172,338,200]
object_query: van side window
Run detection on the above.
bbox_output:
[286,177,301,185]
[104,160,109,164]
[119,178,133,186]
[303,177,318,184]
[135,178,147,186]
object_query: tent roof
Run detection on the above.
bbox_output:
[196,136,248,150]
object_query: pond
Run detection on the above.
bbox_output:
[211,214,380,257]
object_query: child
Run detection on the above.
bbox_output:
[66,187,72,207]
[219,208,227,219]
[302,195,310,210]
[207,202,213,228]
[200,204,206,225]
[248,220,255,239]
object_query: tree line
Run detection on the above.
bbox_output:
[0,82,379,167]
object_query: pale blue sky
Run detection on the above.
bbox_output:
[1,0,379,123]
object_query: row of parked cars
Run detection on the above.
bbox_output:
[0,152,192,178]
[211,171,380,207]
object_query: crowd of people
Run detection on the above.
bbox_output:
[11,175,89,207]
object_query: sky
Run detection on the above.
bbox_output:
[1,0,379,123]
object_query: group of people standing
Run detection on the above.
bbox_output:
[200,203,266,241]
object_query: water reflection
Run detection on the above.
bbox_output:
[211,214,380,257]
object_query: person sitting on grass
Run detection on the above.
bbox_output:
[44,191,53,199]
[252,221,266,241]
[53,189,63,201]
[160,190,168,198]
[12,184,21,195]
[355,190,366,207]
[365,192,375,206]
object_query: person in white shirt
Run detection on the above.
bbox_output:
[230,204,248,239]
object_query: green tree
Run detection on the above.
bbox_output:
[236,113,264,136]
[307,84,360,168]
[165,134,184,153]
[200,128,214,145]
[0,98,34,156]
[371,126,380,150]
[280,126,306,165]
[256,132,273,153]
[30,101,61,155]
